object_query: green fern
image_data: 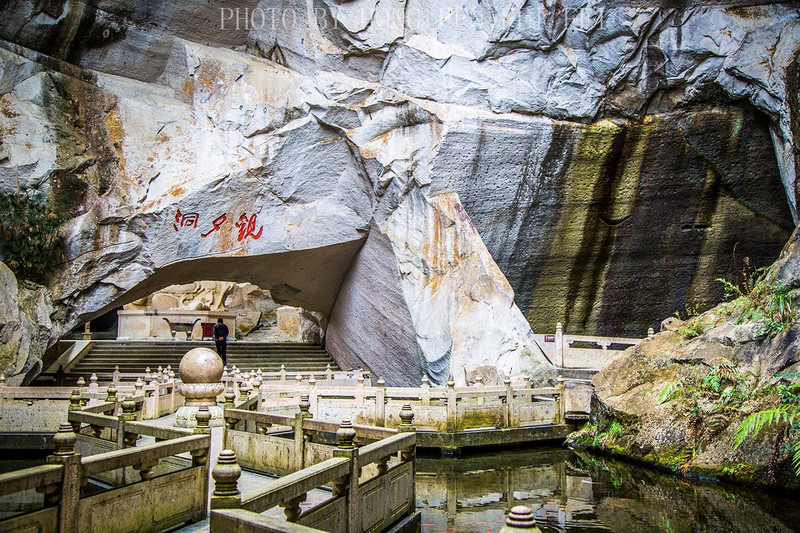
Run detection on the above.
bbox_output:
[658,381,683,404]
[792,441,800,474]
[733,405,798,449]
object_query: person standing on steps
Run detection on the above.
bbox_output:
[213,318,229,366]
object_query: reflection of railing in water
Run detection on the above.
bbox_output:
[535,323,653,370]
[416,449,607,532]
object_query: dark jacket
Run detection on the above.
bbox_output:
[213,322,229,341]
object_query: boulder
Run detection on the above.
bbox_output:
[570,276,800,487]
[0,263,56,385]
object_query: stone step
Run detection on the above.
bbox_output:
[44,341,341,386]
[81,355,331,360]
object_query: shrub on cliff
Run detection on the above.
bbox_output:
[0,185,71,283]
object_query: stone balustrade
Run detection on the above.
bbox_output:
[0,400,211,532]
[534,323,649,369]
[210,417,417,533]
[224,375,591,455]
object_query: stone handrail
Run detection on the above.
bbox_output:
[0,414,211,533]
[82,434,209,477]
[254,381,567,433]
[224,409,295,428]
[223,409,396,441]
[0,464,63,497]
[241,456,351,513]
[210,419,417,532]
[357,431,414,467]
[211,510,322,532]
[534,323,649,369]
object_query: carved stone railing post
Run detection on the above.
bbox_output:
[194,405,211,435]
[500,505,542,532]
[88,373,99,395]
[420,375,431,406]
[299,394,312,419]
[44,422,80,533]
[475,376,485,406]
[376,377,386,427]
[648,327,655,338]
[105,384,117,404]
[293,413,306,471]
[504,378,514,428]
[333,420,360,533]
[68,390,82,433]
[308,376,318,413]
[122,396,138,447]
[190,407,211,468]
[556,376,566,425]
[555,322,564,367]
[398,404,416,519]
[325,363,332,382]
[399,404,415,434]
[446,378,457,433]
[223,388,237,435]
[211,449,242,509]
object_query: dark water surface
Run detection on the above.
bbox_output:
[416,447,800,533]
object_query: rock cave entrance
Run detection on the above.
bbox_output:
[64,240,366,350]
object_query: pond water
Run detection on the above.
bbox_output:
[416,447,800,533]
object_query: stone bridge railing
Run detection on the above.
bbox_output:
[210,413,417,533]
[0,400,211,532]
[223,407,398,476]
[228,376,592,451]
[535,323,652,370]
[0,377,184,432]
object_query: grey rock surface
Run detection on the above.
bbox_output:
[0,263,56,385]
[0,1,799,384]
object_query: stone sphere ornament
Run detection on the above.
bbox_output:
[174,347,225,428]
[179,347,224,383]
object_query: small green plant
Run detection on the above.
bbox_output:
[659,380,684,403]
[734,384,800,476]
[674,301,706,321]
[0,184,71,282]
[715,257,797,337]
[678,317,706,339]
[661,517,674,533]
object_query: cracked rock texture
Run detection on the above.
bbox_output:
[0,1,799,384]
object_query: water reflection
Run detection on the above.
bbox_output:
[416,448,800,533]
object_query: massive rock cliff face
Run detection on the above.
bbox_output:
[0,1,798,384]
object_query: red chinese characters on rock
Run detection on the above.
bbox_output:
[173,209,199,232]
[235,213,263,241]
[201,214,228,238]
[174,209,264,242]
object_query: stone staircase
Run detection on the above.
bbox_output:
[51,340,339,384]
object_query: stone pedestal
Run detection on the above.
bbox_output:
[174,347,225,428]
